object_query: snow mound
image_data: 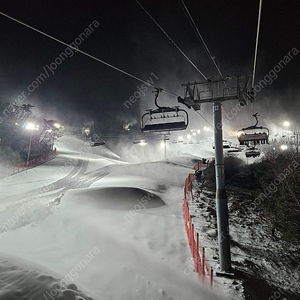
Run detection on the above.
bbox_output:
[0,254,94,300]
[63,187,165,210]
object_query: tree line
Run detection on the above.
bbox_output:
[0,100,64,165]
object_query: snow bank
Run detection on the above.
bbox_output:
[0,136,225,300]
[0,253,94,300]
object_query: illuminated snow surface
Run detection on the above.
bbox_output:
[0,135,228,300]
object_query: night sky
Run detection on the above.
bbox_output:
[0,0,300,131]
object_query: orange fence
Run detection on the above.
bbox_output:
[193,159,208,171]
[183,161,213,287]
[8,148,57,175]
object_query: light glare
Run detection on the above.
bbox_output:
[25,122,39,131]
[280,144,288,151]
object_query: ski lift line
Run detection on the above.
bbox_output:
[134,0,207,80]
[252,0,263,89]
[196,110,214,129]
[221,106,234,128]
[178,0,240,128]
[196,109,236,139]
[0,11,178,98]
[251,1,262,125]
[178,0,241,123]
[251,101,255,125]
[178,0,223,78]
[222,79,240,128]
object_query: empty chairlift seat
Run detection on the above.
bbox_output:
[237,113,269,146]
[133,136,147,144]
[245,147,261,158]
[141,107,189,133]
[238,131,269,145]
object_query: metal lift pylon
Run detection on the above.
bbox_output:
[178,75,253,274]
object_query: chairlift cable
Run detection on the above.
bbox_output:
[134,0,208,80]
[178,1,240,129]
[252,0,263,89]
[250,0,262,125]
[251,102,255,125]
[195,110,235,144]
[251,0,262,124]
[178,0,222,78]
[0,11,179,98]
[196,111,214,129]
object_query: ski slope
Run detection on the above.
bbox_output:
[0,135,224,300]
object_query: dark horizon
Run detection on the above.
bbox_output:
[1,0,299,131]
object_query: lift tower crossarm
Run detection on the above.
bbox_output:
[178,76,253,111]
[180,94,243,105]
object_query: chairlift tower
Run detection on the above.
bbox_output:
[178,75,253,273]
[158,132,170,160]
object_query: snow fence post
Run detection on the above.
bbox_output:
[184,197,188,235]
[189,215,192,246]
[191,224,194,258]
[196,233,199,273]
[201,247,205,278]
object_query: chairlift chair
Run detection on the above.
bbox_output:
[90,139,105,147]
[245,146,261,158]
[141,89,189,133]
[226,147,240,153]
[133,136,147,145]
[212,140,232,149]
[237,113,269,145]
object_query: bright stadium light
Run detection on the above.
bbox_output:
[280,144,288,151]
[25,122,39,131]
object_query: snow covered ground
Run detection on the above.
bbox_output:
[0,134,227,300]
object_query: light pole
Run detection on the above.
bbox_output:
[25,122,39,163]
[27,132,33,163]
[283,121,291,144]
[159,132,169,160]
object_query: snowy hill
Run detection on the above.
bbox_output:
[0,134,224,300]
